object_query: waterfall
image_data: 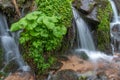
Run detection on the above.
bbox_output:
[72,7,95,51]
[72,6,114,65]
[109,0,119,22]
[109,0,120,53]
[0,12,30,72]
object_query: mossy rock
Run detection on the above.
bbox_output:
[96,0,112,52]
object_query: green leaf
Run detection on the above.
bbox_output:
[33,41,42,48]
[53,27,62,38]
[37,16,44,24]
[48,16,58,22]
[26,13,38,20]
[19,18,27,28]
[43,17,55,29]
[10,22,23,32]
[30,30,40,36]
[26,22,38,30]
[61,25,67,35]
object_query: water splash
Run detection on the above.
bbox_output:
[75,49,113,62]
[72,7,95,51]
[75,48,113,77]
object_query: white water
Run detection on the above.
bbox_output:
[0,12,30,72]
[109,0,120,53]
[75,49,113,62]
[72,7,114,64]
[72,7,95,51]
[109,0,119,22]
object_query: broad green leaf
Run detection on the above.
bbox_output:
[43,17,55,29]
[28,22,38,30]
[37,16,44,24]
[41,33,48,37]
[10,23,21,31]
[19,18,27,28]
[48,16,58,22]
[26,13,38,20]
[61,25,67,35]
[30,31,40,36]
[53,27,62,38]
[40,30,48,37]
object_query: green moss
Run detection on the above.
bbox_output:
[97,1,112,51]
[35,0,73,27]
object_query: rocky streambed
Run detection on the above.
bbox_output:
[47,54,120,80]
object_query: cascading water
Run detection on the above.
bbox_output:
[109,0,120,53]
[0,12,30,72]
[72,7,114,79]
[72,7,95,51]
[72,6,113,63]
[109,0,119,22]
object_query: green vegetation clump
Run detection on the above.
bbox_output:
[10,11,66,73]
[10,0,73,74]
[97,1,112,51]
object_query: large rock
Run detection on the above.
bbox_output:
[72,0,99,26]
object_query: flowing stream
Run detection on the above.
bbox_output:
[72,6,113,64]
[0,12,30,72]
[109,0,120,53]
[72,7,95,51]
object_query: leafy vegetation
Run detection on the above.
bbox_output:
[10,0,72,74]
[97,1,112,51]
[10,11,66,73]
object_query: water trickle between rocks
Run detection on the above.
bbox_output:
[72,7,95,51]
[0,12,30,74]
[109,0,120,54]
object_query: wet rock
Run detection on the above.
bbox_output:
[0,0,13,9]
[72,0,99,26]
[57,55,69,61]
[53,55,120,80]
[0,0,35,25]
[49,69,79,80]
[0,0,14,17]
[72,0,97,15]
[4,71,35,80]
[75,51,89,60]
[50,61,63,70]
[111,24,120,52]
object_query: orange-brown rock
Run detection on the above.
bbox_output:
[57,55,120,79]
[5,72,35,80]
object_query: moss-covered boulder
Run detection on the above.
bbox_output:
[96,0,112,52]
